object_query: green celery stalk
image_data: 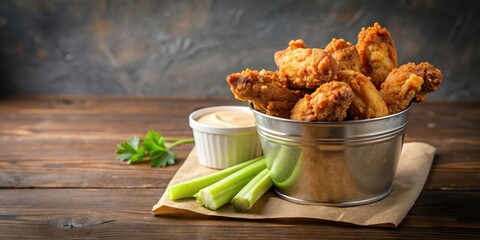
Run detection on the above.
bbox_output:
[167,157,263,200]
[231,168,272,212]
[268,146,300,187]
[195,158,266,210]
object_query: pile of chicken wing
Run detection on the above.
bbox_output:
[226,23,443,121]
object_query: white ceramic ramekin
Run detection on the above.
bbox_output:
[189,106,261,169]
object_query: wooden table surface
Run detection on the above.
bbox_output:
[0,97,479,239]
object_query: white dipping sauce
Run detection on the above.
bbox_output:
[197,110,255,128]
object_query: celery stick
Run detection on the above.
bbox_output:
[269,145,300,185]
[167,157,263,200]
[196,158,266,210]
[231,168,272,212]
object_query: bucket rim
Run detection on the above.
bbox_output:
[250,103,411,125]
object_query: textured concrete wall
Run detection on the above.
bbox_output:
[1,0,479,99]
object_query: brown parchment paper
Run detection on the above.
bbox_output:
[152,142,436,227]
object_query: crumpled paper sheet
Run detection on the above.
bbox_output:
[152,142,436,227]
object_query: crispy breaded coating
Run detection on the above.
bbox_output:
[253,101,297,119]
[226,69,304,103]
[336,70,389,120]
[325,38,361,72]
[291,81,354,121]
[380,71,423,114]
[409,62,443,102]
[287,39,308,49]
[226,69,305,116]
[380,62,443,114]
[274,39,338,89]
[356,22,398,89]
[226,23,443,121]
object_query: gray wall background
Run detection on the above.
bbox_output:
[1,0,479,99]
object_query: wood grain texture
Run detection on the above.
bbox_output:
[0,189,479,239]
[0,97,479,238]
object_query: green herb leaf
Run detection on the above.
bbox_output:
[150,149,176,168]
[115,130,194,168]
[127,146,147,164]
[115,136,147,162]
[143,130,166,151]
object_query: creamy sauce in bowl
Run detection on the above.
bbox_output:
[197,110,255,128]
[189,106,261,169]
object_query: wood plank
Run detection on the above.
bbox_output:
[0,189,479,239]
[0,135,479,189]
[0,99,479,190]
[0,99,477,141]
[0,96,241,113]
[0,141,192,189]
[0,98,479,238]
[0,112,192,140]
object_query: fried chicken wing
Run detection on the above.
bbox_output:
[226,69,304,102]
[253,101,297,119]
[226,23,442,121]
[325,38,361,72]
[409,62,443,102]
[380,62,443,114]
[226,69,305,117]
[274,39,338,89]
[356,22,398,89]
[290,81,354,121]
[336,70,388,120]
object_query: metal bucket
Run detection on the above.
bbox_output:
[252,106,409,206]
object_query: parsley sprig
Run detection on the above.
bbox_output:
[116,130,194,168]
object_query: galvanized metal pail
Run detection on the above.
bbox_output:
[252,106,409,206]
